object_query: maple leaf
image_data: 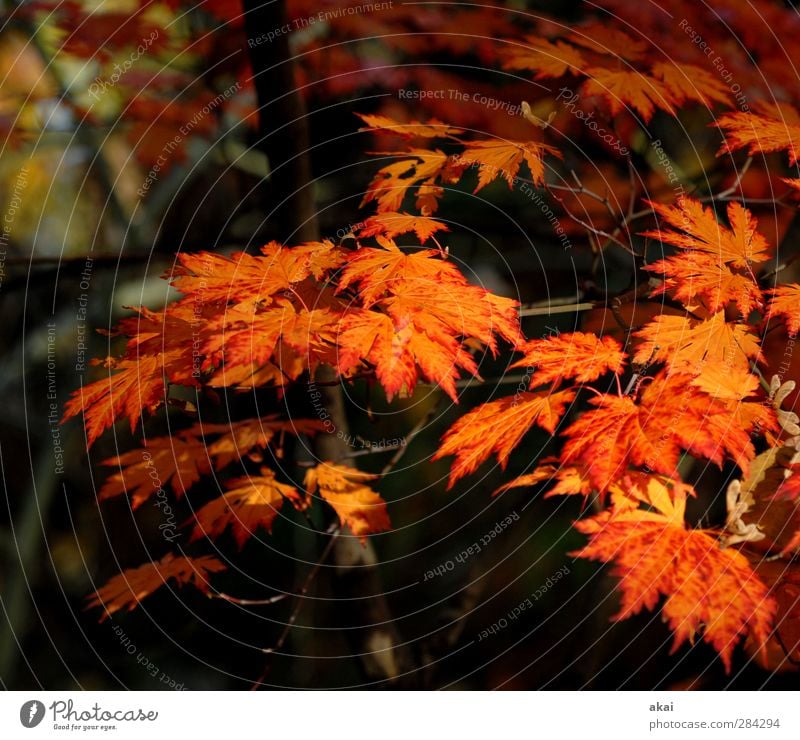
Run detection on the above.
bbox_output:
[98,415,326,506]
[573,504,776,672]
[357,212,449,243]
[458,138,559,192]
[190,471,308,548]
[304,463,390,541]
[643,372,759,472]
[633,311,762,375]
[767,284,800,335]
[202,416,326,470]
[434,390,576,488]
[85,554,226,621]
[337,271,519,401]
[566,24,648,61]
[361,149,455,213]
[643,199,769,267]
[99,433,210,508]
[511,331,625,388]
[582,68,674,121]
[500,37,586,79]
[642,198,767,314]
[336,236,466,306]
[168,242,333,308]
[203,301,343,387]
[562,372,756,491]
[650,62,730,107]
[384,281,522,351]
[606,474,696,519]
[717,102,800,165]
[492,462,592,498]
[356,113,463,139]
[336,308,476,402]
[690,365,778,436]
[62,356,166,446]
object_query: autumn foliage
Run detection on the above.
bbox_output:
[51,0,800,676]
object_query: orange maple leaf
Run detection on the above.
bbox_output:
[500,37,586,79]
[357,212,449,243]
[190,470,308,548]
[650,62,730,107]
[98,416,326,507]
[492,462,592,499]
[434,390,576,488]
[356,113,463,139]
[562,372,756,491]
[99,432,210,508]
[511,331,625,388]
[573,502,776,672]
[717,101,800,165]
[566,24,648,61]
[458,138,559,191]
[304,463,390,541]
[169,242,343,308]
[201,416,326,470]
[582,68,674,121]
[642,198,767,315]
[361,149,456,213]
[85,554,226,621]
[336,236,466,306]
[633,311,762,375]
[767,284,800,335]
[690,365,778,436]
[62,356,166,446]
[336,308,475,402]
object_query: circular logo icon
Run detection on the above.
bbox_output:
[20,700,45,728]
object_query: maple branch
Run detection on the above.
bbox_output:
[212,592,288,606]
[519,301,596,317]
[715,157,754,199]
[549,185,638,257]
[252,523,342,689]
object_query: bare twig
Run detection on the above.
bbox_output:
[212,592,288,606]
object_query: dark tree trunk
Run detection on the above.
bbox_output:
[242,0,413,686]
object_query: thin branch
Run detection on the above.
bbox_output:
[212,592,288,606]
[519,302,596,317]
[251,523,341,689]
[715,156,753,199]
